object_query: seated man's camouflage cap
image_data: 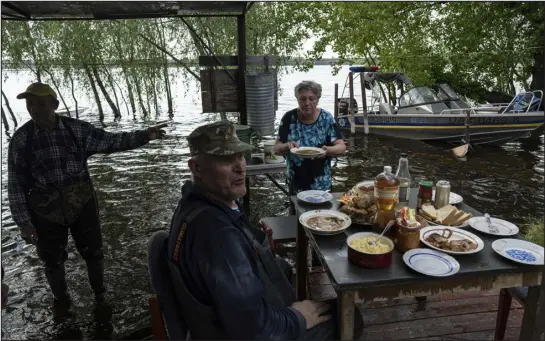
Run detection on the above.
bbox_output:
[187,120,252,156]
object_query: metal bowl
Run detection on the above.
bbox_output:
[346,232,394,268]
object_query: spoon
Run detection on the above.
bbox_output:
[369,220,395,245]
[320,189,331,197]
[484,213,499,233]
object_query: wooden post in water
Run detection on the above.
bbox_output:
[360,74,369,135]
[334,83,339,119]
[348,72,355,134]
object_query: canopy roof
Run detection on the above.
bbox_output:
[1,1,251,21]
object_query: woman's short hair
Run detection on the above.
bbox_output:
[294,80,322,100]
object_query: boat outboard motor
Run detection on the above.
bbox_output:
[337,98,358,116]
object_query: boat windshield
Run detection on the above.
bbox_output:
[399,87,442,107]
[435,83,461,101]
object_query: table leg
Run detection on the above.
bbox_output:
[519,285,541,340]
[337,290,356,340]
[296,220,308,300]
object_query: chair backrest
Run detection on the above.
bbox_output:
[147,231,189,340]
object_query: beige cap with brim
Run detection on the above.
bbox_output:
[16,82,58,100]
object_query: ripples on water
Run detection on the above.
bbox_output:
[1,67,544,339]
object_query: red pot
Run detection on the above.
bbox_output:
[346,232,394,268]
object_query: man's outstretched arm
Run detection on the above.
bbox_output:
[81,121,166,155]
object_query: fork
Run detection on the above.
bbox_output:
[485,213,499,233]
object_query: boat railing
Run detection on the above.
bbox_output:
[499,91,543,114]
[437,108,480,115]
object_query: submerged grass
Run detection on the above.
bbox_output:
[521,215,544,246]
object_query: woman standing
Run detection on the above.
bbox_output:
[275,80,346,194]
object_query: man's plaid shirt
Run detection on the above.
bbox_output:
[8,115,150,228]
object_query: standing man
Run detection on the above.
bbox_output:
[7,82,166,307]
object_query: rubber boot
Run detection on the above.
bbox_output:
[45,264,71,320]
[86,258,106,300]
[45,264,69,301]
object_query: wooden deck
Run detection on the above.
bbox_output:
[308,270,524,340]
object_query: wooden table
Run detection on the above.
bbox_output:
[292,191,543,340]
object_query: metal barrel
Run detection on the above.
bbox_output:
[245,72,275,136]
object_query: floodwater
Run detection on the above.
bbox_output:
[1,66,544,339]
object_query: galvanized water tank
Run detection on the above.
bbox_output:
[246,72,275,136]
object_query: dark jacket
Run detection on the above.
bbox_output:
[167,181,305,339]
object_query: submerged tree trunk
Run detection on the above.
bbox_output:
[84,65,104,122]
[131,72,148,118]
[91,67,120,119]
[1,90,18,128]
[2,107,10,133]
[123,68,137,114]
[68,73,79,119]
[101,64,121,119]
[158,23,173,116]
[43,69,71,117]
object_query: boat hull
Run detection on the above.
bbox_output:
[336,112,545,146]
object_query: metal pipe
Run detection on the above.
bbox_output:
[348,72,355,134]
[360,74,369,135]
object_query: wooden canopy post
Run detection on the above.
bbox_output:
[348,72,355,134]
[237,14,247,126]
[334,83,339,119]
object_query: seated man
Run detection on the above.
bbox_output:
[165,120,362,340]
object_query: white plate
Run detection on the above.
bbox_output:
[297,190,333,204]
[403,248,460,277]
[420,226,484,255]
[424,217,470,228]
[432,190,463,205]
[492,239,544,265]
[290,147,326,159]
[299,210,351,235]
[468,217,519,236]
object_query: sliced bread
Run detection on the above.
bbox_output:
[421,204,437,221]
[445,209,465,226]
[452,212,472,226]
[436,205,457,224]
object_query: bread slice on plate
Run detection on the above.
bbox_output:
[452,212,472,226]
[445,209,465,226]
[421,204,437,221]
[436,205,457,224]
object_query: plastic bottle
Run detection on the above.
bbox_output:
[395,153,411,208]
[374,166,400,229]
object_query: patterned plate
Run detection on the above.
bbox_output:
[420,226,484,255]
[297,190,333,204]
[299,210,351,235]
[403,248,460,277]
[491,239,544,265]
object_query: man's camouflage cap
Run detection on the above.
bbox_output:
[187,120,252,156]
